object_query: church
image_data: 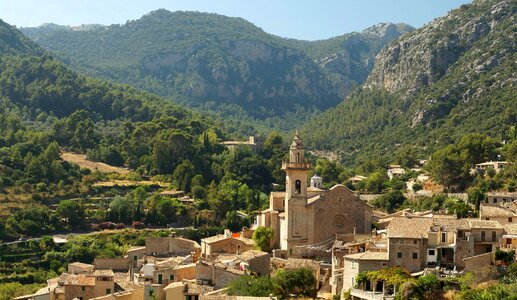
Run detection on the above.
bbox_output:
[256,131,373,257]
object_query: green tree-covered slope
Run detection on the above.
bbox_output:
[20,11,411,127]
[303,0,516,166]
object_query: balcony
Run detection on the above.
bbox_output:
[281,162,311,170]
[350,288,395,300]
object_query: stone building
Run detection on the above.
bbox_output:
[341,251,389,292]
[486,191,517,205]
[479,203,517,226]
[256,131,373,257]
[200,230,255,258]
[387,217,432,273]
[145,236,201,258]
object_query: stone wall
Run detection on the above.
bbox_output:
[308,186,372,249]
[145,237,171,256]
[64,284,95,300]
[463,252,493,272]
[388,238,426,273]
[200,296,276,300]
[94,258,129,271]
[195,262,241,289]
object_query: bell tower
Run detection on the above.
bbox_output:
[282,130,311,253]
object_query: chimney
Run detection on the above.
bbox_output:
[224,229,232,238]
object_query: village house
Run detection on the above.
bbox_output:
[334,215,505,298]
[68,262,95,274]
[387,164,405,180]
[221,136,264,153]
[475,161,511,174]
[486,191,517,205]
[502,224,517,252]
[479,203,517,225]
[144,236,201,258]
[256,131,373,258]
[200,230,255,258]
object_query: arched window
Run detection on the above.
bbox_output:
[295,180,301,194]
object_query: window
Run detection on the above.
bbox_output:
[296,153,300,162]
[170,274,175,281]
[106,289,111,295]
[509,217,513,223]
[81,287,85,291]
[412,253,418,259]
[441,232,446,243]
[413,240,418,244]
[428,249,435,256]
[149,290,154,296]
[397,252,402,259]
[158,274,163,284]
[381,262,387,266]
[492,231,496,242]
[458,230,464,239]
[133,255,137,261]
[481,231,486,242]
[295,180,301,194]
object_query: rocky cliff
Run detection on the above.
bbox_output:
[303,0,516,165]
[21,11,411,125]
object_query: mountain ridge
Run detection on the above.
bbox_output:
[302,0,516,166]
[20,11,413,129]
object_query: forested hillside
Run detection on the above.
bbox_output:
[303,0,516,166]
[0,19,293,244]
[21,11,411,129]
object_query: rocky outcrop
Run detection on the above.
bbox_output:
[21,12,411,121]
[366,0,514,97]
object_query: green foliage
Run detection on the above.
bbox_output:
[443,197,472,218]
[303,0,516,168]
[495,250,515,265]
[56,200,85,229]
[425,145,470,191]
[226,267,318,298]
[0,282,44,300]
[364,169,389,193]
[275,267,317,299]
[371,191,406,213]
[227,274,276,297]
[252,226,274,252]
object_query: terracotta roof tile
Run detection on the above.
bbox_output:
[480,204,516,217]
[387,217,433,238]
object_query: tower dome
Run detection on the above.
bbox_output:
[310,174,323,188]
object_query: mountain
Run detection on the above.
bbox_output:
[303,0,516,166]
[292,23,414,96]
[0,19,43,55]
[20,11,412,127]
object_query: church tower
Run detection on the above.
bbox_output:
[281,130,311,253]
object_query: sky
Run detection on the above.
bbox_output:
[1,0,472,41]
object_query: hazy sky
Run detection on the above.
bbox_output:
[1,0,472,40]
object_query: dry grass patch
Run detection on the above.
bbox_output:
[61,151,129,174]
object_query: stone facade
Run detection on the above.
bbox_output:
[256,131,373,258]
[341,252,389,292]
[145,237,201,258]
[388,237,427,273]
[201,234,255,258]
[94,258,130,272]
